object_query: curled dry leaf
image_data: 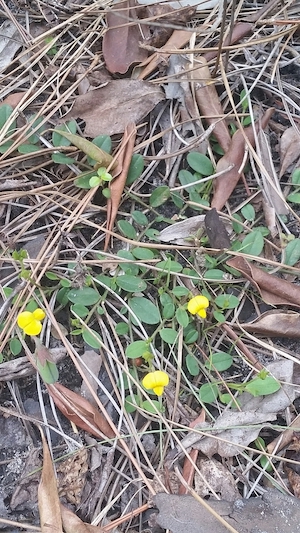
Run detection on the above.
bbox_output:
[158,215,206,244]
[105,123,137,250]
[279,126,300,177]
[47,382,115,438]
[61,504,105,533]
[211,108,274,210]
[54,130,115,169]
[103,0,148,74]
[241,310,300,338]
[227,255,300,308]
[64,80,164,136]
[179,410,205,495]
[38,428,63,533]
[192,57,231,153]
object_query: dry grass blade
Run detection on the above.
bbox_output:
[38,427,63,533]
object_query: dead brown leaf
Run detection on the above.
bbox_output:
[179,410,205,495]
[204,22,253,62]
[211,108,274,210]
[194,458,240,501]
[227,255,300,308]
[279,126,300,177]
[105,123,136,250]
[61,504,105,532]
[47,382,115,438]
[38,428,63,533]
[65,80,164,136]
[2,92,25,107]
[103,0,148,74]
[204,208,231,249]
[241,310,300,338]
[57,448,88,505]
[192,57,231,153]
[80,350,102,407]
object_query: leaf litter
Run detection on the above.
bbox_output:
[2,0,300,531]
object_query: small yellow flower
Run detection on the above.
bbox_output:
[142,370,169,396]
[187,295,209,319]
[17,308,46,335]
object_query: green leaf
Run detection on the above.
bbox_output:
[131,247,154,259]
[284,238,300,266]
[186,353,200,376]
[232,213,244,234]
[10,338,22,356]
[241,203,255,221]
[52,120,77,147]
[117,220,137,239]
[287,193,300,204]
[26,115,46,144]
[203,269,226,280]
[125,394,139,413]
[71,304,89,318]
[162,302,175,319]
[175,308,189,328]
[37,360,59,384]
[126,154,144,185]
[0,140,13,153]
[0,104,16,133]
[187,152,214,176]
[67,287,99,305]
[205,352,233,372]
[141,400,163,413]
[198,382,219,403]
[82,328,102,349]
[245,375,280,397]
[183,324,198,344]
[150,186,170,207]
[159,328,178,344]
[116,274,147,292]
[155,259,183,273]
[18,144,41,154]
[292,168,300,185]
[74,171,95,189]
[171,286,189,297]
[178,170,198,194]
[129,297,161,324]
[215,294,239,310]
[51,153,75,164]
[213,310,226,323]
[126,340,149,359]
[241,230,264,256]
[54,127,115,168]
[115,322,129,335]
[131,211,148,226]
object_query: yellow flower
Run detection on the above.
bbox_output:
[17,308,46,335]
[187,295,209,319]
[142,370,169,396]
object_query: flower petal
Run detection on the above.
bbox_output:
[187,295,209,315]
[153,385,164,396]
[17,311,33,329]
[24,319,42,336]
[197,308,207,318]
[33,308,46,321]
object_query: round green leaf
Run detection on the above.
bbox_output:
[187,152,214,176]
[203,269,226,280]
[205,352,233,372]
[126,154,144,185]
[115,322,129,335]
[71,304,89,318]
[116,274,147,292]
[241,203,255,221]
[162,302,175,319]
[175,308,189,328]
[186,353,200,376]
[125,394,139,413]
[131,247,155,260]
[213,310,226,323]
[156,259,183,273]
[51,153,75,165]
[159,328,178,344]
[131,211,148,226]
[215,294,239,310]
[117,220,137,239]
[141,399,163,413]
[67,287,99,306]
[129,297,161,324]
[287,193,300,204]
[150,186,170,207]
[82,328,102,349]
[198,382,219,403]
[10,338,22,356]
[183,325,198,344]
[0,103,14,131]
[126,340,149,359]
[18,144,41,154]
[172,286,189,297]
[292,168,300,185]
[232,213,244,234]
[241,230,264,256]
[52,120,77,147]
[284,238,300,266]
[245,375,280,397]
[74,172,95,189]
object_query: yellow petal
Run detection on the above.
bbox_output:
[187,295,209,315]
[153,385,164,396]
[17,311,33,329]
[24,319,42,336]
[33,308,46,321]
[197,308,207,318]
[142,373,155,390]
[154,370,169,386]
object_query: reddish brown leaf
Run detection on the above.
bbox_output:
[2,92,26,107]
[178,410,205,495]
[47,382,115,438]
[241,310,300,338]
[211,108,274,210]
[105,123,137,250]
[38,428,63,533]
[103,0,148,74]
[64,80,164,136]
[203,22,253,62]
[205,208,231,249]
[227,255,300,308]
[193,57,231,153]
